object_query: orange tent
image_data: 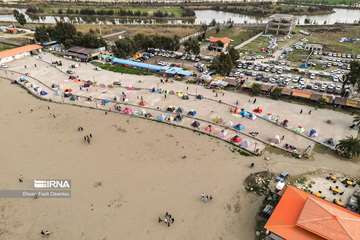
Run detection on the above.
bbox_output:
[265,186,360,240]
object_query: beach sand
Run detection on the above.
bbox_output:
[0,78,359,240]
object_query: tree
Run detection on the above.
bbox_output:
[13,10,27,26]
[210,53,234,76]
[270,87,283,99]
[345,61,360,91]
[209,19,216,26]
[34,22,106,48]
[184,38,200,55]
[228,47,239,65]
[336,136,360,159]
[353,114,360,137]
[215,24,220,34]
[251,83,262,96]
[112,38,135,58]
[34,25,50,43]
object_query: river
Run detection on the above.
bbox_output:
[195,8,360,25]
[0,7,359,25]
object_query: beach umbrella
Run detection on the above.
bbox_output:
[233,123,245,131]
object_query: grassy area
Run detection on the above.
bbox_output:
[302,26,360,54]
[93,62,153,75]
[206,26,262,46]
[239,36,270,56]
[76,24,200,38]
[287,49,309,63]
[0,43,14,51]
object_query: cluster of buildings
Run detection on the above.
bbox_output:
[265,14,297,36]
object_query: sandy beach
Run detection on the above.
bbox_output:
[1,61,360,239]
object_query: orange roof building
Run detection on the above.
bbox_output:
[0,44,42,64]
[208,37,233,51]
[265,186,360,240]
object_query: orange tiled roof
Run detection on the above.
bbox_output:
[208,37,232,45]
[265,186,360,240]
[0,44,42,58]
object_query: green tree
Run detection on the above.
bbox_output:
[343,61,360,94]
[228,47,239,64]
[184,38,200,55]
[270,87,283,99]
[353,114,360,137]
[13,10,27,26]
[34,25,50,43]
[251,83,262,96]
[210,53,234,76]
[336,136,360,159]
[112,38,135,58]
[215,24,220,34]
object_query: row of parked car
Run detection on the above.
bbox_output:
[146,48,201,62]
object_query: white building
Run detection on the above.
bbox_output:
[0,44,42,64]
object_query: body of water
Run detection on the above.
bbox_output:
[195,8,360,25]
[0,8,359,25]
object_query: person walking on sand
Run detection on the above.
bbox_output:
[300,109,303,114]
[253,98,257,104]
[308,110,312,115]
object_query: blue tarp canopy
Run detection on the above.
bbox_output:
[112,58,163,72]
[111,57,192,77]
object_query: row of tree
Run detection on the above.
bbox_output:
[34,22,107,48]
[112,34,180,58]
[26,7,194,18]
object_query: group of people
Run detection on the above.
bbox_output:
[158,212,175,227]
[40,230,51,237]
[78,126,93,144]
[200,193,213,203]
[299,109,312,115]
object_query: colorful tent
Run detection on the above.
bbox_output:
[231,135,241,143]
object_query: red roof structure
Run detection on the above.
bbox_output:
[0,44,42,58]
[208,37,232,46]
[265,186,360,240]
